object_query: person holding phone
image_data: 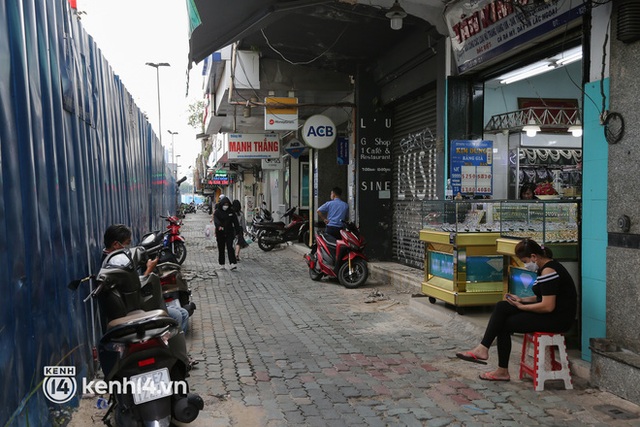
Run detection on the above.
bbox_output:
[454,238,577,381]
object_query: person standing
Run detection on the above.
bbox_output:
[213,197,239,269]
[232,199,248,261]
[454,239,577,381]
[317,187,349,239]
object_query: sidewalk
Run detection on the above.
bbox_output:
[68,212,640,427]
[287,243,592,383]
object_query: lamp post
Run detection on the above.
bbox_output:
[145,62,170,145]
[167,130,179,165]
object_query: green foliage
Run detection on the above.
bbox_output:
[187,100,207,133]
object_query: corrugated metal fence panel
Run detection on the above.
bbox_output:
[0,1,173,425]
[392,90,438,268]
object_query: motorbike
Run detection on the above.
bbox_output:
[248,202,273,240]
[140,232,196,317]
[255,207,309,252]
[145,215,187,265]
[304,221,368,288]
[68,247,203,426]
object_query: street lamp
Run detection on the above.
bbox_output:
[167,130,179,165]
[145,62,170,145]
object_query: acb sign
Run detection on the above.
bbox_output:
[302,115,336,149]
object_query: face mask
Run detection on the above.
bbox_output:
[524,261,538,272]
[222,205,229,211]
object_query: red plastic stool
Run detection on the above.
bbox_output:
[519,332,573,391]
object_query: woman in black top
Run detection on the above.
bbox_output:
[213,197,240,269]
[455,239,577,381]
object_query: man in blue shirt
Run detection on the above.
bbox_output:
[317,187,349,239]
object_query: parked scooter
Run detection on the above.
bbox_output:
[255,207,309,251]
[140,232,196,316]
[161,215,187,264]
[248,202,273,240]
[68,247,203,426]
[304,221,368,288]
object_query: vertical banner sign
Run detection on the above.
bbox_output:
[356,68,393,260]
[450,140,493,196]
[337,136,349,165]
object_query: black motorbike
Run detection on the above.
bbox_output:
[248,202,274,240]
[255,207,310,251]
[140,231,196,316]
[69,247,203,426]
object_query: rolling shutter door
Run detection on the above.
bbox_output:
[392,90,438,268]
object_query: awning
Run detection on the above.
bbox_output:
[189,0,332,65]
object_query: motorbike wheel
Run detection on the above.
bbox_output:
[173,241,187,264]
[338,258,368,288]
[309,267,323,281]
[257,232,276,252]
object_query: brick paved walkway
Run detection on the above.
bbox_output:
[70,211,640,426]
[175,212,640,427]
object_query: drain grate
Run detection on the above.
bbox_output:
[594,404,639,420]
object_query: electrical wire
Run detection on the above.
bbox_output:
[260,26,348,66]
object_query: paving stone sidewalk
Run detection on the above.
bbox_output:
[72,211,640,426]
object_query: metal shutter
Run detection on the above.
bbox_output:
[392,90,438,268]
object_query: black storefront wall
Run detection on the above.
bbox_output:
[355,70,393,261]
[392,90,438,268]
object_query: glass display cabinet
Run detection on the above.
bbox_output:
[420,200,505,314]
[495,199,581,296]
[419,199,581,311]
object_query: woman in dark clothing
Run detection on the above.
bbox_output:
[213,197,240,269]
[455,239,577,381]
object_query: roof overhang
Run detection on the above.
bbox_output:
[188,0,448,66]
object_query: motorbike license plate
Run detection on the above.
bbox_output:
[130,368,172,405]
[165,299,181,309]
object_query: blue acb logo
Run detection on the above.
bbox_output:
[305,125,334,138]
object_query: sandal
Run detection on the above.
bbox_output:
[479,372,510,382]
[455,351,488,365]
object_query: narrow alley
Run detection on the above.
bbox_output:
[72,212,640,426]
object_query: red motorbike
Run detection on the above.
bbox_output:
[161,215,187,264]
[304,221,368,288]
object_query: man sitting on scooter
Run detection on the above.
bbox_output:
[101,224,190,334]
[317,187,349,240]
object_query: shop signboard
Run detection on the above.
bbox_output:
[264,97,298,130]
[302,115,336,149]
[444,0,585,73]
[337,136,349,165]
[261,158,284,170]
[228,133,280,159]
[450,140,493,196]
[284,139,306,159]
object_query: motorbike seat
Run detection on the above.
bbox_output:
[321,232,338,249]
[257,221,285,230]
[106,309,170,330]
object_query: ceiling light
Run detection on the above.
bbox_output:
[556,51,582,66]
[499,64,555,85]
[386,1,407,30]
[568,120,582,137]
[522,119,541,137]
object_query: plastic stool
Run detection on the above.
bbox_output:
[519,332,573,391]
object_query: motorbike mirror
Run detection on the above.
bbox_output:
[67,275,94,290]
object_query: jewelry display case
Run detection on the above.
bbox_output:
[419,200,581,311]
[420,201,506,313]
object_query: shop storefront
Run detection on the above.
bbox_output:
[420,0,587,327]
